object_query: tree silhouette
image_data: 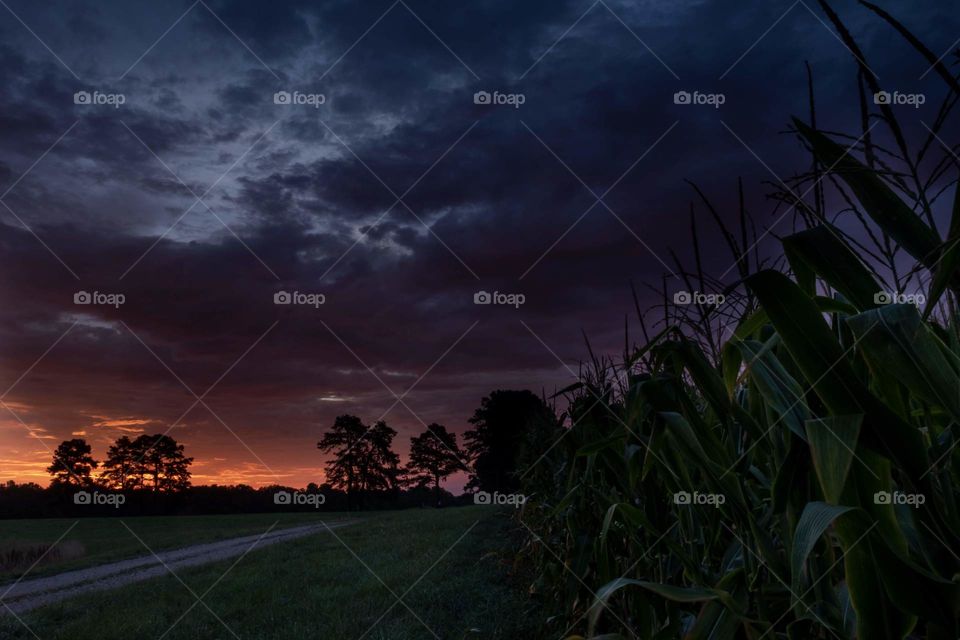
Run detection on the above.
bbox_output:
[99,435,137,489]
[464,390,559,493]
[404,424,465,506]
[317,414,365,501]
[99,434,192,491]
[317,415,401,508]
[46,439,98,487]
[132,434,193,491]
[364,420,401,491]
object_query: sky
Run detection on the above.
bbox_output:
[0,0,957,491]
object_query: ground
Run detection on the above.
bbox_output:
[0,511,359,580]
[0,506,537,639]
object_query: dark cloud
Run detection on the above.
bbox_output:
[0,0,957,488]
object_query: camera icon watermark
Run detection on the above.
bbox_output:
[473,490,527,508]
[874,491,925,507]
[473,290,525,309]
[74,290,125,308]
[74,490,125,508]
[873,290,925,306]
[473,90,525,109]
[673,490,725,507]
[673,90,725,109]
[873,91,925,109]
[673,290,725,306]
[273,90,326,108]
[73,90,126,109]
[274,290,325,308]
[273,490,325,508]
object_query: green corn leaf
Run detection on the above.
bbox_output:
[782,225,882,311]
[577,433,628,456]
[610,579,719,604]
[684,569,746,640]
[791,502,855,608]
[784,236,816,296]
[600,502,650,555]
[653,338,730,422]
[837,582,857,637]
[873,539,960,630]
[772,435,809,514]
[720,340,742,399]
[722,296,857,397]
[735,338,809,440]
[744,270,864,416]
[746,270,928,479]
[925,183,960,317]
[806,415,863,504]
[586,578,709,636]
[847,303,960,423]
[844,453,960,629]
[834,451,915,639]
[792,119,942,272]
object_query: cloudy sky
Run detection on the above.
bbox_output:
[0,0,956,490]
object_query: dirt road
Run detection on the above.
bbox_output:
[1,520,357,615]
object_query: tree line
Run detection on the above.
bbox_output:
[29,389,558,511]
[46,434,193,491]
[317,389,560,507]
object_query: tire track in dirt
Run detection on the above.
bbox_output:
[1,520,358,614]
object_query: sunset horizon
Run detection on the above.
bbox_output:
[3,1,959,637]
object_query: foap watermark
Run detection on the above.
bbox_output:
[673,90,725,109]
[273,90,326,108]
[874,291,925,306]
[874,491,925,507]
[874,91,925,109]
[474,290,525,309]
[274,490,326,508]
[473,90,525,109]
[74,490,125,509]
[673,290,725,306]
[274,290,326,308]
[474,491,527,508]
[74,90,126,108]
[74,290,125,308]
[674,490,725,507]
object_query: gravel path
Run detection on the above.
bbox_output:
[0,520,357,615]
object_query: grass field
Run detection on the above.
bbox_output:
[0,511,359,581]
[0,506,536,639]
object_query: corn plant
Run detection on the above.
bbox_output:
[518,3,960,638]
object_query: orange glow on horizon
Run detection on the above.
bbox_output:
[1,411,468,492]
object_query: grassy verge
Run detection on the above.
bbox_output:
[0,506,537,639]
[0,511,357,580]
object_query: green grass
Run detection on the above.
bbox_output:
[0,506,537,639]
[0,511,357,580]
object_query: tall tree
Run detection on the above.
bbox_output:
[317,415,401,508]
[404,424,465,505]
[364,420,401,491]
[131,434,193,491]
[317,414,366,502]
[99,435,137,489]
[46,439,98,487]
[464,390,559,493]
[97,434,193,492]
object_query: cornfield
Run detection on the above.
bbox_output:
[518,3,960,638]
